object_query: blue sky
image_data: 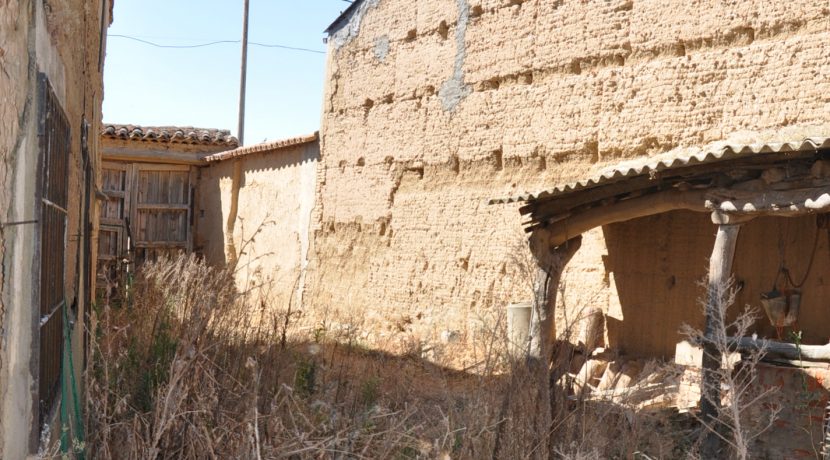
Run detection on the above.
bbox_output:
[103,1,350,145]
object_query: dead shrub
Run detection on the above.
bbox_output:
[85,254,697,459]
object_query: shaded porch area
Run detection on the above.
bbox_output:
[493,136,830,456]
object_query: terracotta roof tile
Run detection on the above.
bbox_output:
[102,123,239,147]
[204,132,318,162]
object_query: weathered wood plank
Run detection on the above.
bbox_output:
[102,147,211,166]
[733,337,830,361]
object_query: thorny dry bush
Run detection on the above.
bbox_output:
[680,278,780,460]
[85,255,712,459]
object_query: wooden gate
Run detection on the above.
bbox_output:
[99,162,195,280]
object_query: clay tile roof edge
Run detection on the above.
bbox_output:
[101,123,239,147]
[204,132,319,163]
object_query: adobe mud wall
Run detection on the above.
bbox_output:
[197,142,320,310]
[308,0,830,362]
[0,0,108,455]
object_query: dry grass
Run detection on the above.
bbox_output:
[85,255,706,459]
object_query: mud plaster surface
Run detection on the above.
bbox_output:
[309,0,830,365]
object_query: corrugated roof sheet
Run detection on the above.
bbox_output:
[102,124,239,147]
[204,132,319,163]
[489,137,830,205]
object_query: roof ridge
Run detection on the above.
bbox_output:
[204,132,319,162]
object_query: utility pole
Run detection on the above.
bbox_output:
[237,0,250,145]
[226,0,249,267]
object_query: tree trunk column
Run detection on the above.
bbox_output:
[528,231,582,363]
[526,230,581,460]
[700,222,742,458]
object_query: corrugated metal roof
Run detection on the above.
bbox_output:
[204,132,318,163]
[489,137,830,205]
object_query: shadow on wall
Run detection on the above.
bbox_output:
[196,143,321,270]
[602,211,830,360]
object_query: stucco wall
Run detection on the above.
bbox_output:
[0,0,108,455]
[197,142,320,310]
[309,0,830,360]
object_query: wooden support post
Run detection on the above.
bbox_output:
[528,231,582,363]
[528,230,581,459]
[700,220,742,458]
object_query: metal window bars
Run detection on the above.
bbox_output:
[36,73,70,425]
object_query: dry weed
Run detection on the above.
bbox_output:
[86,255,696,459]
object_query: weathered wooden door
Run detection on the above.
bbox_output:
[98,162,128,293]
[99,162,195,271]
[131,164,195,262]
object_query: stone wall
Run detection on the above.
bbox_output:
[0,0,109,455]
[197,142,320,310]
[308,0,830,362]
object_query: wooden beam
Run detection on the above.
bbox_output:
[523,151,816,218]
[732,337,830,361]
[544,189,708,246]
[540,186,830,246]
[700,223,742,458]
[102,147,216,166]
[707,187,830,215]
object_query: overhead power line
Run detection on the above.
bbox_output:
[109,34,325,54]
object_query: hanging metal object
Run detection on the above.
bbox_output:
[760,284,800,328]
[761,215,823,331]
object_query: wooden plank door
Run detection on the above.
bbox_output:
[130,164,194,263]
[98,162,130,297]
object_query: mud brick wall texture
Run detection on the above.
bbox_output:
[0,0,108,454]
[305,0,830,362]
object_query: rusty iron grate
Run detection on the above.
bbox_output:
[37,73,70,425]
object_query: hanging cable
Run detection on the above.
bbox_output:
[780,217,822,289]
[108,34,325,54]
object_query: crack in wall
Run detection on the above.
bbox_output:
[438,0,471,112]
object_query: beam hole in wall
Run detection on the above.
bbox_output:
[437,21,449,40]
[405,29,417,42]
[568,59,582,75]
[673,41,687,57]
[470,5,484,18]
[338,160,348,172]
[448,154,460,174]
[477,77,501,91]
[405,164,424,179]
[356,157,365,167]
[458,256,469,271]
[585,140,599,164]
[491,148,503,171]
[537,154,547,172]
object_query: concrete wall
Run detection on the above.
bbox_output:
[197,142,320,310]
[310,0,830,360]
[0,0,109,455]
